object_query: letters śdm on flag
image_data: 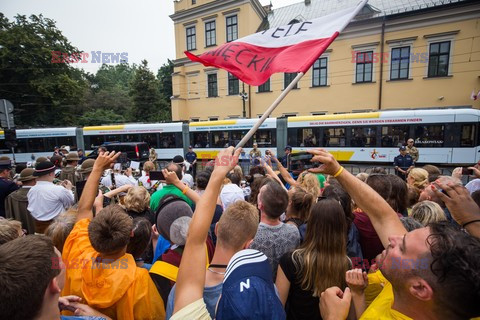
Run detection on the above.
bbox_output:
[185,1,368,86]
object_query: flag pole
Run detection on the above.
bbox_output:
[235,72,305,149]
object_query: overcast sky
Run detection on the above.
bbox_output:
[2,0,300,74]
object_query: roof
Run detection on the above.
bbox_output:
[259,0,469,30]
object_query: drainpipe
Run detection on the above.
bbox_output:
[378,17,386,110]
[248,84,252,118]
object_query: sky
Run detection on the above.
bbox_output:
[1,0,300,74]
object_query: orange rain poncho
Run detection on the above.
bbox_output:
[62,219,165,320]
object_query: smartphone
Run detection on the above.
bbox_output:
[462,167,474,175]
[149,171,166,181]
[288,151,320,172]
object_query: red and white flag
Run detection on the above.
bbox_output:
[185,0,368,86]
[471,90,478,101]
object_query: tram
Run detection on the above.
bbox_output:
[0,108,478,165]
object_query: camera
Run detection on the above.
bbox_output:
[288,151,320,172]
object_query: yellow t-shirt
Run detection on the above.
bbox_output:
[170,298,211,320]
[360,271,412,320]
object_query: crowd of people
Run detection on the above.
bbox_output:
[0,143,479,320]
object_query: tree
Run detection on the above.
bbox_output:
[78,109,125,126]
[0,14,88,127]
[130,60,170,122]
[157,59,173,101]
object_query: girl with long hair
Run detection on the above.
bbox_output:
[276,198,350,319]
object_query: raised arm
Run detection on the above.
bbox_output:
[77,151,120,221]
[308,149,406,248]
[173,147,241,314]
[263,160,288,191]
[272,155,297,187]
[433,182,480,238]
[162,168,201,203]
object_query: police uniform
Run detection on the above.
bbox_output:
[0,159,19,218]
[393,148,414,180]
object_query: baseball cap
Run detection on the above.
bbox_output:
[216,249,286,320]
[285,146,292,151]
[173,155,185,165]
[399,146,407,151]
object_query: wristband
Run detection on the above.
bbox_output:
[182,186,189,194]
[333,166,344,178]
[462,219,480,229]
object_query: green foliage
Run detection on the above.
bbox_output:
[78,108,125,126]
[0,14,88,126]
[129,60,170,122]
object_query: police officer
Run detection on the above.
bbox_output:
[394,146,414,180]
[0,158,19,218]
[185,146,197,179]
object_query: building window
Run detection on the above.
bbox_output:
[355,51,373,83]
[205,21,216,47]
[207,73,218,97]
[312,57,327,87]
[226,15,238,42]
[428,41,450,77]
[209,117,219,121]
[390,47,410,80]
[192,0,196,4]
[186,26,196,51]
[228,73,239,95]
[284,72,298,89]
[258,78,270,92]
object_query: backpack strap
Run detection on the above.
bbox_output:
[149,245,210,283]
[150,261,179,282]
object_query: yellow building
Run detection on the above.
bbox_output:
[170,0,480,121]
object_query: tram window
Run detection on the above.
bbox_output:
[123,134,141,143]
[351,127,376,147]
[414,125,444,147]
[27,138,45,152]
[230,131,250,147]
[45,137,57,151]
[105,135,122,143]
[191,132,210,148]
[58,137,75,149]
[14,139,27,153]
[460,124,475,147]
[212,132,229,147]
[159,133,176,148]
[88,135,104,148]
[141,134,158,148]
[381,126,408,147]
[323,128,346,147]
[250,129,276,148]
[0,139,6,152]
[287,128,299,147]
[175,133,184,148]
[288,128,319,147]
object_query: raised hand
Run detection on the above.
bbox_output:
[346,269,368,294]
[307,148,342,176]
[93,151,121,172]
[320,286,352,320]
